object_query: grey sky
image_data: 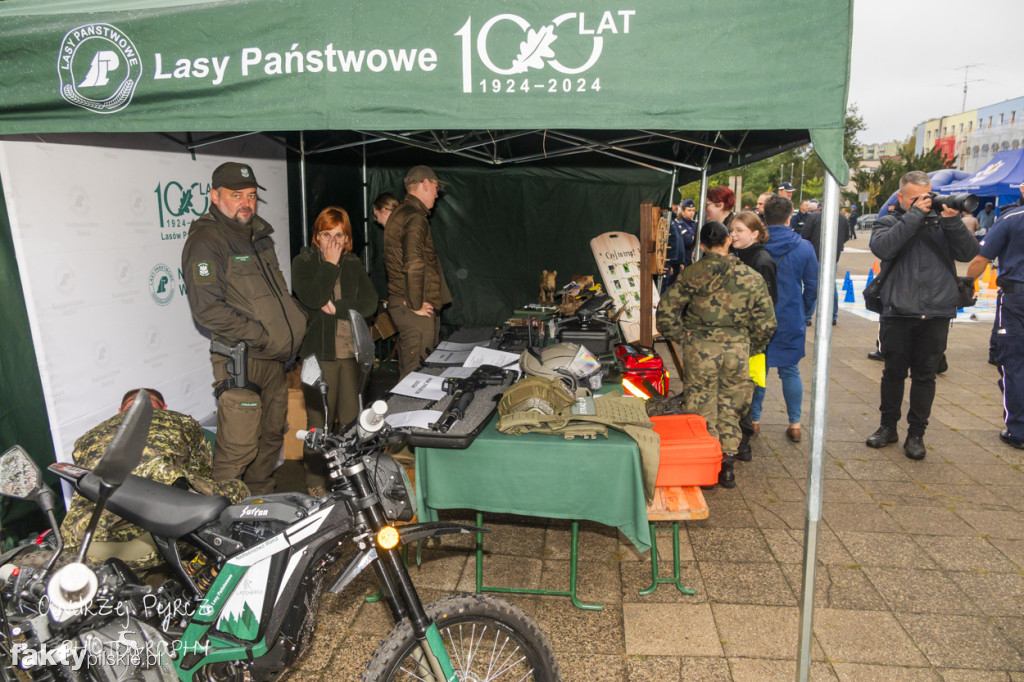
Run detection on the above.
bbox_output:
[849,0,1021,144]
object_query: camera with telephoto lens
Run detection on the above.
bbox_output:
[928,192,979,213]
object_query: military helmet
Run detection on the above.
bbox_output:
[519,343,602,396]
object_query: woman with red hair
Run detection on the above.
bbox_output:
[292,206,379,495]
[705,186,736,228]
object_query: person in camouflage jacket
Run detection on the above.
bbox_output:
[60,389,249,571]
[656,221,777,488]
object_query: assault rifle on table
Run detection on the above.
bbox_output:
[429,364,515,433]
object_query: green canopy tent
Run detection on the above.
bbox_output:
[0,1,851,674]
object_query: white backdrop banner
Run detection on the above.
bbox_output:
[0,137,289,472]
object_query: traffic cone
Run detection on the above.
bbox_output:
[844,286,855,303]
[843,269,853,290]
[986,264,999,289]
[974,277,980,294]
[866,268,874,285]
[872,259,881,275]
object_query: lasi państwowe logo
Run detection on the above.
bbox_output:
[58,23,142,114]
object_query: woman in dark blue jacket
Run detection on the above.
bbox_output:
[751,197,818,442]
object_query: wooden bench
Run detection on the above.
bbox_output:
[639,486,708,595]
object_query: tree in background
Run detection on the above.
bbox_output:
[850,146,953,213]
[677,107,865,209]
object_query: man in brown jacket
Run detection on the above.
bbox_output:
[383,166,452,377]
[181,162,306,494]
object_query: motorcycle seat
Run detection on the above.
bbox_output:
[79,472,230,539]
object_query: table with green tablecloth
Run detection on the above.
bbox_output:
[414,411,651,608]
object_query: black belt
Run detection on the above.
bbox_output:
[998,279,1023,293]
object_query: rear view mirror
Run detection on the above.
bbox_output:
[301,354,325,388]
[349,310,375,375]
[0,446,44,501]
[92,388,153,488]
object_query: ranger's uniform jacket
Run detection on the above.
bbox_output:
[182,205,307,361]
[656,251,777,356]
[383,194,452,311]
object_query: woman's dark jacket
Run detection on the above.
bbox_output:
[291,247,378,361]
[734,243,778,304]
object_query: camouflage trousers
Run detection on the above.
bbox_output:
[681,337,752,455]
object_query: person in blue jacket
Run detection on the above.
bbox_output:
[749,195,818,442]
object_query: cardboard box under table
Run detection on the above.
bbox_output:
[415,411,651,610]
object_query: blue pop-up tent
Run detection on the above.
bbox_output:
[938,150,1024,208]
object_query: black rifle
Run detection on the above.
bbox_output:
[429,364,514,433]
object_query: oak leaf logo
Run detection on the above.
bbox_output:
[510,25,557,73]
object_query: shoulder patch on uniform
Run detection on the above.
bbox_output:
[194,261,216,284]
[231,255,253,263]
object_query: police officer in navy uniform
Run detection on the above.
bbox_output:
[967,181,1024,449]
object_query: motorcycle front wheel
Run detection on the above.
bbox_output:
[362,593,561,681]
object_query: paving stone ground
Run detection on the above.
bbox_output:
[283,237,1024,681]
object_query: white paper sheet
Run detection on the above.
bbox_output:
[464,346,521,370]
[425,348,472,365]
[390,372,448,401]
[385,410,442,430]
[435,339,491,351]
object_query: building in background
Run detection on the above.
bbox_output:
[914,95,1024,174]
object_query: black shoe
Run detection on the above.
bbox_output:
[866,426,898,448]
[867,351,884,361]
[937,354,948,374]
[832,319,837,326]
[904,435,926,460]
[736,438,752,462]
[1000,430,1024,450]
[718,455,736,488]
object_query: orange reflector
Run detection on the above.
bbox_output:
[376,526,400,550]
[621,377,650,400]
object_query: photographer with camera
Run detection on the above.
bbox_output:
[865,171,978,460]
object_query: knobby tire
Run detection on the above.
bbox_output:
[362,593,561,681]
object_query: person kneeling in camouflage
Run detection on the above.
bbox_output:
[656,222,777,488]
[60,388,250,572]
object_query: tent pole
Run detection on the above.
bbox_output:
[795,171,840,682]
[694,163,709,262]
[299,132,309,247]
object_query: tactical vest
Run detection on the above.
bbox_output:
[497,384,659,500]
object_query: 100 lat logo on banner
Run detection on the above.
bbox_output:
[456,10,635,95]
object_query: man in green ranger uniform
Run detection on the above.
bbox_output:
[181,162,306,495]
[383,165,452,378]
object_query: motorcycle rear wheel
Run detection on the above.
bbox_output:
[362,593,560,681]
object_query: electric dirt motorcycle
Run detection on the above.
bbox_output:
[0,311,560,681]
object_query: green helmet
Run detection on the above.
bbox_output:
[519,343,602,396]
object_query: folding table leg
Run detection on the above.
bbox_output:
[474,513,602,611]
[639,522,696,596]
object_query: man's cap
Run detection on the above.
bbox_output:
[212,162,265,190]
[404,165,447,189]
[851,205,857,209]
[778,181,796,192]
[986,201,994,207]
[681,199,696,208]
[809,199,822,208]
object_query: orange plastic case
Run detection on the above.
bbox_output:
[651,414,722,487]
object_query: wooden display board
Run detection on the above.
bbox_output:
[590,231,659,344]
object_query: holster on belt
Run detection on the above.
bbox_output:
[211,340,262,398]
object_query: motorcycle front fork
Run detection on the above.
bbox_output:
[373,545,456,681]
